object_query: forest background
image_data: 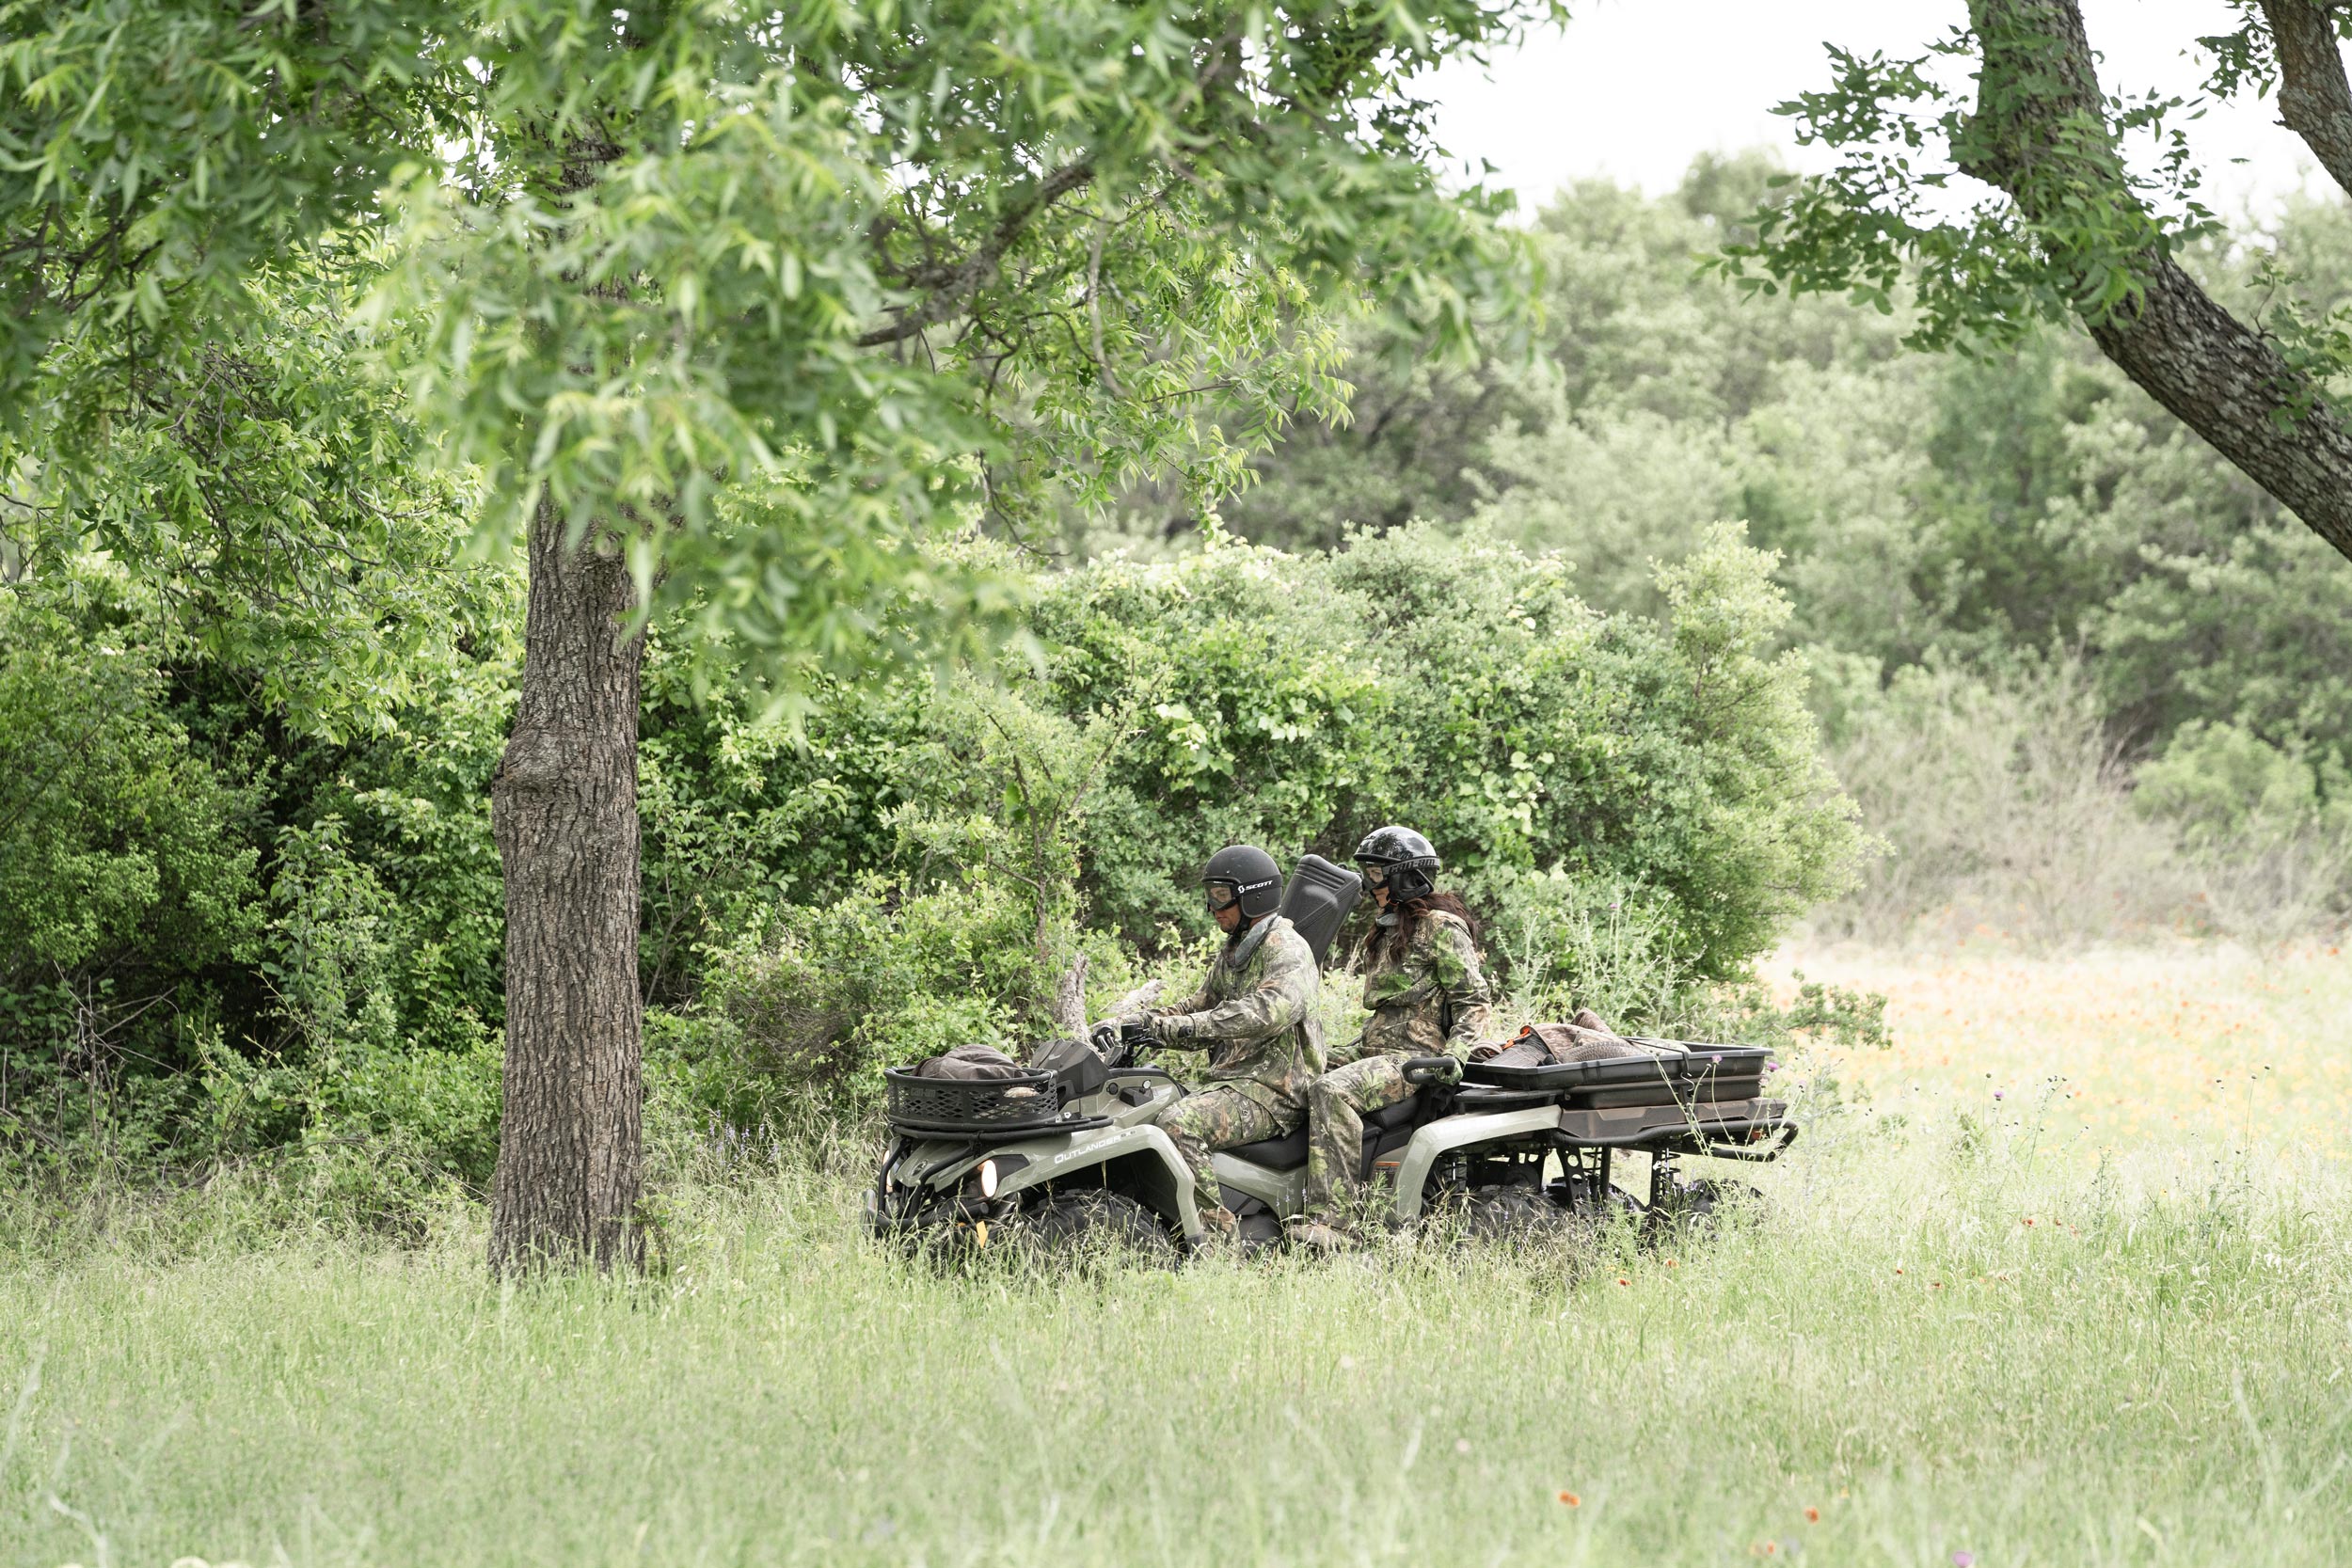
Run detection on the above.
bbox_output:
[4,147,2347,1228]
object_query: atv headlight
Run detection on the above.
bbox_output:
[977,1158,999,1199]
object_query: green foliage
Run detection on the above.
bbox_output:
[0,578,262,1161]
[687,877,1044,1120]
[7,0,1554,722]
[2133,721,2352,932]
[1705,24,2219,356]
[8,246,496,738]
[0,579,262,977]
[0,1,460,399]
[1033,524,1860,982]
[0,566,506,1197]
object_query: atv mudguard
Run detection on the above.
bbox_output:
[1384,1104,1565,1223]
[893,1117,1205,1242]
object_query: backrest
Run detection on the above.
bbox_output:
[1279,853,1362,966]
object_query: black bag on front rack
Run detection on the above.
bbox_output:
[1026,1035,1109,1102]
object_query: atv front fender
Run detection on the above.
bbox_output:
[934,1122,1205,1242]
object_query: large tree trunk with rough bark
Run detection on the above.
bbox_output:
[1963,0,2352,564]
[488,507,645,1272]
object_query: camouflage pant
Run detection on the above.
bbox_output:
[1154,1085,1295,1215]
[1303,1053,1418,1220]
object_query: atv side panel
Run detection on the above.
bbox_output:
[1210,1148,1307,1214]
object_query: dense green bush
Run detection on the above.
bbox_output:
[0,580,265,1160]
[0,567,513,1215]
[5,516,1868,1184]
[1036,522,1860,976]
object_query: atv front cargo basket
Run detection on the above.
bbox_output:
[883,1067,1063,1134]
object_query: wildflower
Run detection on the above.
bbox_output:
[1557,1491,1580,1507]
[1454,1438,1470,1454]
[1952,1554,1975,1567]
[1616,1277,1629,1287]
[1804,1508,1820,1524]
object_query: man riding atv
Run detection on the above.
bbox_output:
[1104,844,1324,1241]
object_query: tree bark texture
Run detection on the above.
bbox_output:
[489,506,645,1273]
[1964,0,2352,565]
[2260,1,2352,198]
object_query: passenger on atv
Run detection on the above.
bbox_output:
[1100,844,1324,1242]
[1292,825,1495,1251]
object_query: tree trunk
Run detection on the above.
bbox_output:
[488,506,645,1272]
[1963,0,2352,564]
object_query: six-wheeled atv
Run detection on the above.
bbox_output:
[864,1034,1797,1259]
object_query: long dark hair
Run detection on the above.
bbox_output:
[1377,888,1481,963]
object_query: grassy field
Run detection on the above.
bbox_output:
[5,943,2349,1568]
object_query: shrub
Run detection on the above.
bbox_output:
[1036,522,1864,984]
[689,877,1041,1117]
[2134,722,2352,937]
[0,582,263,1161]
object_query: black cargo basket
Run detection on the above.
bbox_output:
[883,1067,1063,1134]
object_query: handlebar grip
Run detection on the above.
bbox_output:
[1402,1055,1461,1086]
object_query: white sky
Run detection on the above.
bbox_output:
[1422,0,2337,220]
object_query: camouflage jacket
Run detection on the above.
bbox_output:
[1148,915,1325,1115]
[1347,908,1493,1062]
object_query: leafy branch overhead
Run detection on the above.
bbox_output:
[1709,0,2352,564]
[7,0,1551,696]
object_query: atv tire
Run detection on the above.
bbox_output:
[1645,1176,1756,1242]
[1444,1183,1583,1244]
[1001,1190,1178,1268]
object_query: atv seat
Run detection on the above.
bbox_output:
[1222,1092,1424,1172]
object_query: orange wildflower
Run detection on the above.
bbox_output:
[1804,1508,1820,1523]
[1557,1491,1580,1507]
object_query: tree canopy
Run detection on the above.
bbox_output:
[6,0,1549,683]
[1711,0,2352,564]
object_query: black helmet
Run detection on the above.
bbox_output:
[1200,844,1283,922]
[1354,824,1439,904]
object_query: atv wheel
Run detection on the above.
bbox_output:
[1645,1176,1756,1242]
[1001,1190,1179,1268]
[1442,1183,1584,1244]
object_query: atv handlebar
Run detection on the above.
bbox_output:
[1089,1018,1159,1069]
[1402,1055,1462,1087]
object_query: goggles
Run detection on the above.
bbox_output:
[1203,881,1242,913]
[1359,862,1393,889]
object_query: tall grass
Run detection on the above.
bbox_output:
[5,945,2349,1568]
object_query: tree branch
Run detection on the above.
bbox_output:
[1963,0,2352,563]
[855,160,1096,348]
[2259,1,2352,199]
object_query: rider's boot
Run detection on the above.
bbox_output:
[1286,1217,1358,1253]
